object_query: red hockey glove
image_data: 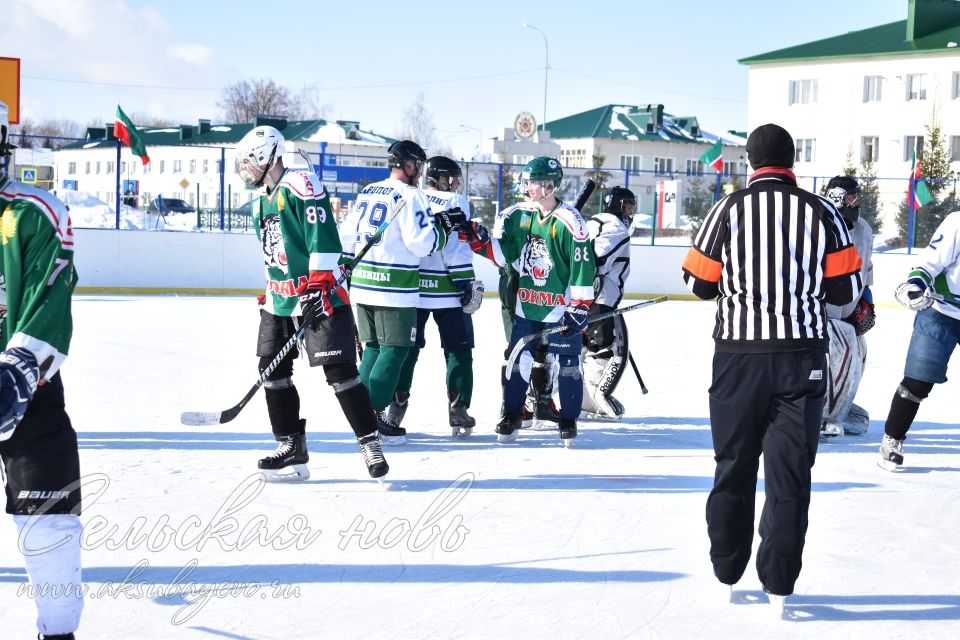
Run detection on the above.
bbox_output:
[458,221,491,253]
[844,297,876,335]
[561,300,592,336]
[296,271,346,328]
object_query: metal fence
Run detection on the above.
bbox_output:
[12,134,947,250]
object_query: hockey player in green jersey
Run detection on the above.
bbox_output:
[340,141,466,445]
[463,156,596,445]
[236,125,388,480]
[0,101,83,639]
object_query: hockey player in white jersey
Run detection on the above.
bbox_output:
[384,156,482,436]
[880,209,960,469]
[340,141,465,444]
[581,187,636,419]
[821,176,875,440]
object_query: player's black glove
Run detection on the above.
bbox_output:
[0,347,39,441]
[561,300,592,337]
[434,207,468,233]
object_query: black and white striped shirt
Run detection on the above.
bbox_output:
[682,169,863,350]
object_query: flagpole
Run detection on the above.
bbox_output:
[908,172,917,255]
[115,140,121,230]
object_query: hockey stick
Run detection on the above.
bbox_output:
[180,210,397,426]
[923,289,960,309]
[627,350,648,394]
[505,296,668,378]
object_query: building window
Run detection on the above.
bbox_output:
[203,159,209,174]
[861,136,879,163]
[794,139,816,163]
[95,161,101,175]
[106,161,114,173]
[904,135,924,161]
[159,160,165,174]
[788,79,818,105]
[619,155,641,171]
[215,160,222,173]
[560,148,587,168]
[906,74,927,101]
[685,159,704,176]
[173,160,182,173]
[189,159,196,174]
[67,162,76,175]
[954,72,960,99]
[202,192,209,207]
[863,75,882,102]
[653,157,674,175]
[722,161,739,176]
[950,137,960,162]
[84,161,90,175]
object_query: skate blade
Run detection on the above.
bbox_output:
[451,427,473,437]
[583,412,621,422]
[768,594,786,619]
[261,464,310,482]
[531,420,558,432]
[497,431,519,444]
[877,457,903,472]
[381,434,407,445]
[561,437,575,448]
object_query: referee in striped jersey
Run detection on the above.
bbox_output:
[682,124,863,603]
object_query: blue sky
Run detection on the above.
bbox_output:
[8,0,908,158]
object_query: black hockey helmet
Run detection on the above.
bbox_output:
[387,140,427,169]
[425,156,462,191]
[603,186,637,222]
[825,175,862,230]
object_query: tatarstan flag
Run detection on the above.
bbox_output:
[699,140,723,172]
[114,105,150,165]
[910,151,932,209]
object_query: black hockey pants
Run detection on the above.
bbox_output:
[706,348,826,596]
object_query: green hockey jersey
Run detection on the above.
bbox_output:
[252,168,343,317]
[0,176,77,380]
[490,201,595,322]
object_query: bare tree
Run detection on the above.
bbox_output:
[397,93,451,156]
[12,117,85,148]
[218,78,303,122]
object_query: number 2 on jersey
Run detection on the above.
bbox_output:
[355,201,388,247]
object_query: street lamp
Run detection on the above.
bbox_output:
[522,22,549,132]
[459,124,483,160]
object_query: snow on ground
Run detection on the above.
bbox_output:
[1,296,959,639]
[56,189,198,232]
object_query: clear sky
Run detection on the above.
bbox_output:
[8,0,909,158]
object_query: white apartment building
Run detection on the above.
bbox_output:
[740,0,960,234]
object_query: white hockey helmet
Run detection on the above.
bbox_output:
[235,125,284,188]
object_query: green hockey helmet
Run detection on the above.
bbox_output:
[521,156,563,186]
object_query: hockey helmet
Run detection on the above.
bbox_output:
[520,156,563,195]
[424,156,462,192]
[387,140,428,169]
[603,186,637,222]
[235,125,284,189]
[825,175,862,230]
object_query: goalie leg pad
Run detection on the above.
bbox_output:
[823,319,863,425]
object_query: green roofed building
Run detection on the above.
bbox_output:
[53,114,396,213]
[739,0,960,234]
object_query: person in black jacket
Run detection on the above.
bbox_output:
[681,123,863,613]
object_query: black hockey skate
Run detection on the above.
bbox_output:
[449,391,476,437]
[358,432,389,479]
[39,634,76,640]
[258,432,310,482]
[385,390,410,426]
[559,417,578,448]
[496,411,522,444]
[377,411,407,445]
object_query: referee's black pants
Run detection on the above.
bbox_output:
[706,348,826,596]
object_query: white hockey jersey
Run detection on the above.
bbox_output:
[826,217,874,320]
[420,189,475,309]
[340,178,446,308]
[588,213,631,308]
[907,210,960,321]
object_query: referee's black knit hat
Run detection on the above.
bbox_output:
[746,124,795,170]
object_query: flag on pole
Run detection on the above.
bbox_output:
[114,105,150,165]
[699,140,723,172]
[909,151,932,209]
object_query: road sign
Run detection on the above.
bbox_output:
[20,168,36,184]
[179,179,190,189]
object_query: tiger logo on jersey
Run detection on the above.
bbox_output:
[261,215,289,274]
[520,236,553,286]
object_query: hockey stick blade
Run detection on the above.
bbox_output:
[504,296,668,378]
[180,208,399,426]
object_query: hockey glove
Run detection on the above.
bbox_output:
[0,348,39,442]
[844,297,876,335]
[894,277,933,311]
[457,280,485,314]
[458,221,491,253]
[297,271,345,329]
[561,300,592,337]
[434,207,468,233]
